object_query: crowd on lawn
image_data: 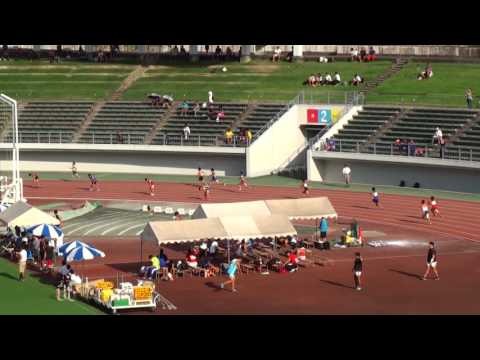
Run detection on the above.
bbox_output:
[304,72,364,87]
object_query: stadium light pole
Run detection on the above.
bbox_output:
[0,93,22,203]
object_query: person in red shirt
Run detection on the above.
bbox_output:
[186,248,198,268]
[284,251,299,272]
[144,178,155,196]
[429,196,441,217]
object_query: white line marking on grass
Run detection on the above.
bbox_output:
[118,223,147,236]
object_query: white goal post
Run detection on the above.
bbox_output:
[0,93,23,204]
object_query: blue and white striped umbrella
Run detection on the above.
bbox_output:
[26,224,64,239]
[64,244,106,263]
[58,240,89,256]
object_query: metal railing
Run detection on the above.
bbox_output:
[0,131,252,147]
[299,90,365,108]
[317,139,479,162]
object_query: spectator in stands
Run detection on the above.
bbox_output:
[367,46,377,62]
[116,131,124,144]
[324,73,333,85]
[332,72,341,85]
[180,45,186,56]
[306,74,316,87]
[466,89,474,109]
[171,46,179,55]
[216,107,225,123]
[180,100,189,117]
[214,45,223,59]
[205,45,210,54]
[148,93,161,107]
[246,129,253,144]
[439,137,446,159]
[359,47,367,61]
[408,139,417,156]
[272,46,281,62]
[208,90,214,105]
[226,46,233,59]
[162,95,173,109]
[350,47,360,62]
[238,128,246,143]
[193,102,201,117]
[417,63,433,80]
[285,47,294,62]
[351,74,364,86]
[207,104,217,120]
[183,123,191,141]
[225,128,234,145]
[433,127,443,145]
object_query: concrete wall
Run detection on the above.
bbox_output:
[246,105,306,177]
[0,146,246,176]
[310,152,480,193]
[256,45,480,58]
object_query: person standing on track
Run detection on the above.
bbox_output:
[421,200,431,224]
[88,174,99,192]
[342,164,351,186]
[145,178,155,196]
[29,172,40,188]
[422,242,439,281]
[197,167,205,190]
[238,171,248,191]
[220,258,241,292]
[353,252,363,291]
[302,179,309,195]
[430,196,441,217]
[371,187,380,208]
[71,161,79,178]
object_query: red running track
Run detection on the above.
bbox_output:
[25,180,480,243]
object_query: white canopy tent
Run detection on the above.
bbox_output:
[191,197,337,221]
[141,214,297,245]
[0,201,60,228]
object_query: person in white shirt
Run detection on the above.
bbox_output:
[333,72,341,85]
[272,46,281,62]
[209,240,219,256]
[350,48,359,61]
[434,127,443,145]
[208,91,214,105]
[183,123,191,141]
[324,73,332,85]
[17,245,28,281]
[342,164,352,185]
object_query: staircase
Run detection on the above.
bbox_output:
[447,111,480,144]
[71,101,105,143]
[362,107,409,149]
[360,58,409,95]
[109,65,149,101]
[144,102,179,145]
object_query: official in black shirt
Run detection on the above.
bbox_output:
[353,252,363,291]
[422,242,439,280]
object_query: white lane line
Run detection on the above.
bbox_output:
[118,223,147,236]
[101,217,149,236]
[83,214,149,236]
[62,211,126,230]
[67,214,132,235]
[136,229,144,236]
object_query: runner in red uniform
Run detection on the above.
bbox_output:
[145,178,155,196]
[238,171,248,192]
[302,179,309,195]
[429,196,441,217]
